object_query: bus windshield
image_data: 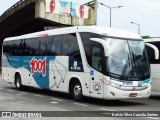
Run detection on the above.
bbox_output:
[106,38,150,79]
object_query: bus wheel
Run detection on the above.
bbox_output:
[15,74,23,90]
[72,81,83,101]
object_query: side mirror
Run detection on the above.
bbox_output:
[90,38,109,56]
[145,43,159,60]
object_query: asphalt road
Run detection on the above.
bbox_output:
[0,78,160,120]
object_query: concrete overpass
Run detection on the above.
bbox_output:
[0,0,96,67]
[0,0,96,40]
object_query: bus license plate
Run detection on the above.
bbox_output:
[129,93,137,97]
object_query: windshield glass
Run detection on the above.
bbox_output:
[107,38,150,78]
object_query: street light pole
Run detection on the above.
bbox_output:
[99,3,122,27]
[95,0,98,26]
[130,22,140,35]
[109,8,111,27]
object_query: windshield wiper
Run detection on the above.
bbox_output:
[132,52,145,77]
[121,41,135,78]
[121,52,132,78]
[121,62,128,78]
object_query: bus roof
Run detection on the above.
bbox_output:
[144,38,160,42]
[4,26,142,41]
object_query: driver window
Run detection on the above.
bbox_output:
[92,46,102,72]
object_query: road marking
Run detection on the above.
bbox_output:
[0,88,3,90]
[147,117,159,120]
[50,102,59,104]
[73,103,88,107]
[34,95,44,97]
[19,92,27,94]
[7,89,14,92]
[17,94,24,96]
[51,98,63,102]
[100,108,116,111]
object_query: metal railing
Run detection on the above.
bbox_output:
[0,0,35,23]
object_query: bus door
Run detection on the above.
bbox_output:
[90,45,104,98]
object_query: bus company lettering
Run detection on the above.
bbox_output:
[30,58,46,76]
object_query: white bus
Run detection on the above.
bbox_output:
[144,38,160,92]
[2,26,151,101]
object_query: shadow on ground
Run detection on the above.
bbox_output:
[149,92,160,100]
[5,85,146,107]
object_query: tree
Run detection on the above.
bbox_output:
[142,36,151,39]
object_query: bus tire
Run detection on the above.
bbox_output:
[15,74,23,90]
[71,80,83,101]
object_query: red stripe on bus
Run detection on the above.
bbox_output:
[37,34,48,37]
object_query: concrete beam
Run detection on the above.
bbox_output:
[35,0,96,26]
[0,0,35,23]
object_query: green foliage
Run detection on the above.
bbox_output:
[142,36,151,39]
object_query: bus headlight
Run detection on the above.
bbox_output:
[100,79,121,88]
[111,82,121,88]
[100,79,110,85]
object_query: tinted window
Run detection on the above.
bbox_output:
[47,35,62,55]
[3,33,82,60]
[145,42,160,64]
[22,38,39,56]
[3,41,11,56]
[80,32,103,66]
[61,34,82,61]
[92,46,103,72]
[3,40,20,56]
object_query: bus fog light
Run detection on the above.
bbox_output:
[144,84,150,88]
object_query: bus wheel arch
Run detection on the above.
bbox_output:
[15,72,23,90]
[69,78,83,101]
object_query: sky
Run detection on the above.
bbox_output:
[0,0,160,37]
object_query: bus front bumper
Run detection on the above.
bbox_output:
[103,84,151,100]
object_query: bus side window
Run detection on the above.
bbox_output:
[92,46,103,72]
[47,35,61,56]
[12,40,20,56]
[80,32,102,67]
[19,39,25,56]
[39,37,47,55]
[61,33,82,61]
[3,41,11,56]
